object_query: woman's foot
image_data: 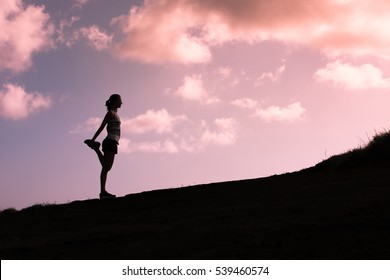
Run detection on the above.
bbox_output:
[84,139,100,150]
[99,191,116,199]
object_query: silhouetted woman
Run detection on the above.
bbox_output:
[84,94,122,199]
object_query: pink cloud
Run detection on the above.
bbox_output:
[201,118,238,146]
[175,75,207,101]
[57,20,112,51]
[73,0,90,8]
[113,2,211,64]
[69,117,101,134]
[111,0,390,64]
[122,108,187,134]
[314,60,390,90]
[0,83,52,120]
[198,0,390,58]
[72,109,187,135]
[174,75,220,104]
[119,138,179,154]
[80,25,113,50]
[254,102,306,123]
[255,62,286,86]
[71,113,239,154]
[56,16,80,47]
[216,67,232,79]
[230,98,259,109]
[0,0,53,73]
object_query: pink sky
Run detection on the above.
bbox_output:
[1,0,390,209]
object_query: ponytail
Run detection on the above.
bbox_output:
[105,99,112,110]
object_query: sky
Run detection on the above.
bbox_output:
[1,0,390,210]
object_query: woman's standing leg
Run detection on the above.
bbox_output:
[99,151,115,193]
[90,146,115,193]
[85,139,117,198]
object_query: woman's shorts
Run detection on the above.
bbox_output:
[102,138,119,154]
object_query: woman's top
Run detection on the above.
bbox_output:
[106,110,121,142]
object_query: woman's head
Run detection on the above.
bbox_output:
[106,94,122,111]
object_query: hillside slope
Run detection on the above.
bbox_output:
[1,134,390,259]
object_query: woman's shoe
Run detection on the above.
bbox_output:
[99,191,116,199]
[84,139,101,150]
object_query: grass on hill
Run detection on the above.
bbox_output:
[2,131,390,215]
[315,130,390,169]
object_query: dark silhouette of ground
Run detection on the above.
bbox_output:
[1,133,390,259]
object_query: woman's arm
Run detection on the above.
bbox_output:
[91,112,111,141]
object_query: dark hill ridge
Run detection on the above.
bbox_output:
[1,133,390,259]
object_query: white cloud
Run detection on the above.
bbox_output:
[230,98,258,109]
[231,97,306,124]
[71,108,187,135]
[175,75,206,101]
[80,25,113,50]
[216,67,232,79]
[119,138,179,154]
[71,113,239,154]
[175,75,220,104]
[201,118,238,146]
[0,83,52,120]
[69,117,101,134]
[73,0,90,8]
[314,60,390,90]
[56,16,80,47]
[57,21,112,50]
[255,62,286,86]
[254,102,306,123]
[0,0,53,73]
[122,109,187,134]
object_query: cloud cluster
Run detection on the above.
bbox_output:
[57,18,113,51]
[69,117,101,134]
[121,109,187,134]
[174,75,220,104]
[56,16,80,47]
[73,0,90,9]
[231,97,306,123]
[201,118,238,146]
[314,60,390,90]
[0,0,53,73]
[119,138,179,154]
[120,116,238,154]
[71,108,238,154]
[0,0,53,121]
[254,102,306,123]
[79,25,113,50]
[0,84,52,120]
[112,0,390,64]
[255,62,286,86]
[71,109,186,135]
[230,98,258,109]
[113,2,212,64]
